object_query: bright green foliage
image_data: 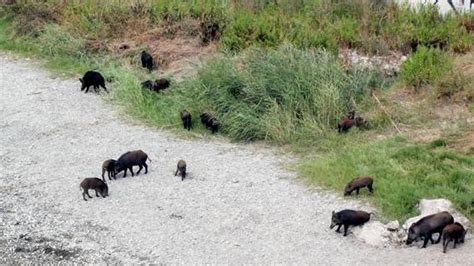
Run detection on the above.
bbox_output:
[399,46,452,89]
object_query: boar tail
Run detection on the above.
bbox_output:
[147,157,152,162]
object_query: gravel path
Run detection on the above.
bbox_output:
[0,53,472,264]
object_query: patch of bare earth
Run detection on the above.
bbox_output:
[108,17,216,81]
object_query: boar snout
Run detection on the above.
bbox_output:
[343,187,351,196]
[330,210,337,229]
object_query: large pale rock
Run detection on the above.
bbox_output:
[353,221,391,247]
[403,199,471,231]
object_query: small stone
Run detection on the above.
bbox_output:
[386,220,399,231]
[169,213,183,220]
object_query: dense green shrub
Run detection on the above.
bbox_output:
[399,47,452,89]
[185,44,369,142]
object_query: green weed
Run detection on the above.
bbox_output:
[399,47,452,89]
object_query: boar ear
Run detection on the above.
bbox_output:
[79,78,83,83]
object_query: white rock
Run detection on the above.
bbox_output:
[353,221,391,247]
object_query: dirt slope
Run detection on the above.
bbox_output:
[0,53,472,264]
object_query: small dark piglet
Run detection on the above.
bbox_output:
[141,79,170,93]
[141,50,154,72]
[330,209,371,236]
[115,150,151,178]
[200,112,220,133]
[154,78,170,91]
[80,177,108,201]
[344,176,374,196]
[141,80,155,90]
[442,222,466,253]
[175,160,187,181]
[102,159,116,181]
[79,71,108,94]
[181,110,192,131]
[338,116,366,133]
[406,211,454,248]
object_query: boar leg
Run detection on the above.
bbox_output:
[95,189,100,197]
[453,239,457,248]
[336,224,342,232]
[143,162,148,174]
[175,168,179,176]
[101,84,108,93]
[85,86,90,93]
[108,171,113,180]
[137,164,143,175]
[368,184,373,194]
[422,234,430,248]
[129,167,135,176]
[443,239,449,253]
[123,168,127,177]
[343,224,349,236]
[102,169,106,181]
[82,192,88,201]
[356,188,360,195]
[94,85,99,93]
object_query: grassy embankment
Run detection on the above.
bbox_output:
[0,0,473,221]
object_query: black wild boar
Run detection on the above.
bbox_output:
[101,159,116,181]
[200,112,220,133]
[141,80,155,90]
[181,110,192,131]
[175,160,187,181]
[154,78,170,91]
[406,211,454,248]
[114,150,151,178]
[442,222,466,253]
[79,71,108,94]
[330,209,371,236]
[141,50,153,72]
[80,177,108,201]
[141,79,170,93]
[338,116,366,133]
[344,176,374,196]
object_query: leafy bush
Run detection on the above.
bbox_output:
[399,47,452,89]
